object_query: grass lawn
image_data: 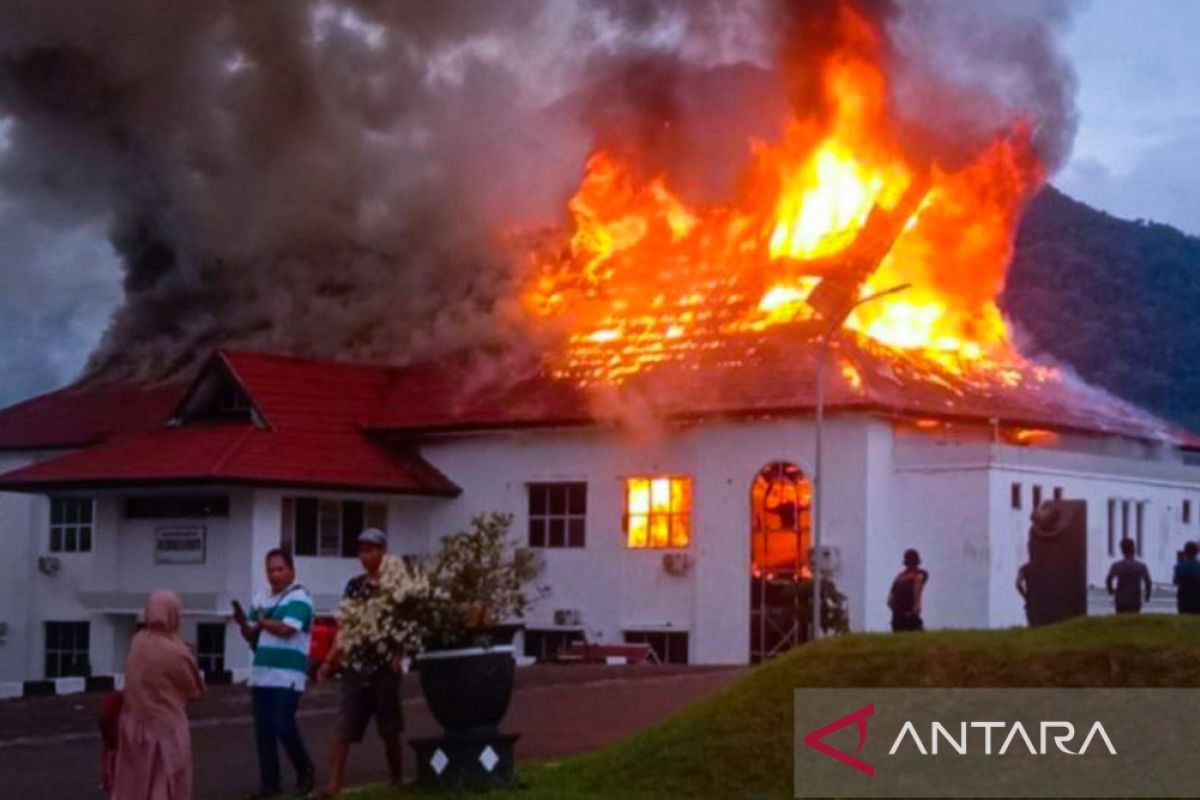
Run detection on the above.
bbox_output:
[350,615,1200,799]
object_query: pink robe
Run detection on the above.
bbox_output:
[112,591,204,800]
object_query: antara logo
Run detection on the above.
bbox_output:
[888,720,1117,756]
[802,707,1118,777]
[802,704,876,776]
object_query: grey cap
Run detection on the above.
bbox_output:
[357,527,388,546]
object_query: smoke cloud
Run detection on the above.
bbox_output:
[0,0,1080,388]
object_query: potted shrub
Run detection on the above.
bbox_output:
[415,512,548,735]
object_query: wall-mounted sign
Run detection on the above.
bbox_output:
[155,525,207,565]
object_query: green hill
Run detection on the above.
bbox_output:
[1004,187,1200,432]
[367,615,1200,799]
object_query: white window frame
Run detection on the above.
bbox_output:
[282,496,388,558]
[527,482,587,549]
[622,475,693,550]
[44,620,90,678]
[49,496,94,554]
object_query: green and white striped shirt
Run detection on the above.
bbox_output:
[249,584,314,691]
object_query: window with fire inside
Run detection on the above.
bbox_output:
[623,476,691,549]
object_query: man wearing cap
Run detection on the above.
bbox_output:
[311,528,404,798]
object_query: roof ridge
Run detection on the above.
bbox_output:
[220,347,398,374]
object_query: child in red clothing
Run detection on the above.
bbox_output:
[99,689,123,793]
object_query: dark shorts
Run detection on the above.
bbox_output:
[891,613,924,632]
[337,669,403,743]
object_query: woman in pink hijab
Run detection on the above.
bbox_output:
[112,590,204,800]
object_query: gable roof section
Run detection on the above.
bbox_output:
[0,381,184,451]
[0,422,460,495]
[0,352,460,495]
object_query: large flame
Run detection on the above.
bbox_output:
[521,2,1045,388]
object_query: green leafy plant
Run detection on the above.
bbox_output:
[421,512,549,651]
[767,577,850,636]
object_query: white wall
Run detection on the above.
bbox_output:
[889,459,992,629]
[418,417,880,665]
[0,452,38,682]
[987,445,1200,624]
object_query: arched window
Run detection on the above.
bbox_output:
[750,461,812,578]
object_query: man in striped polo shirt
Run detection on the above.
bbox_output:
[235,548,317,797]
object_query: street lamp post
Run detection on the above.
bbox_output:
[811,283,910,641]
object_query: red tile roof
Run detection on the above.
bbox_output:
[0,422,459,494]
[0,352,459,495]
[0,381,183,450]
[366,328,1200,447]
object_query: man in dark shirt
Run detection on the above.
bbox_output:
[888,549,929,632]
[1173,541,1200,614]
[311,528,404,798]
[1015,562,1032,626]
[1106,538,1152,614]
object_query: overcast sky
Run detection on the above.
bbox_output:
[1057,0,1200,234]
[0,0,1197,409]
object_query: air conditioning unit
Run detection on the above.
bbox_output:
[36,556,61,576]
[811,545,840,577]
[662,552,693,576]
[553,608,582,627]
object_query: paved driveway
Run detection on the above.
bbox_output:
[0,665,742,799]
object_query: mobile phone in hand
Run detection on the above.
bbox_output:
[231,599,248,626]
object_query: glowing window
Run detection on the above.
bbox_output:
[624,477,691,549]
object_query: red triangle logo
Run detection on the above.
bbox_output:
[802,703,875,776]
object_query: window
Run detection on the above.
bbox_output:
[624,477,691,549]
[196,623,226,676]
[1053,487,1064,501]
[624,630,689,664]
[1184,500,1192,525]
[125,495,229,519]
[217,382,251,414]
[1122,499,1131,542]
[528,482,586,548]
[44,621,90,678]
[50,497,93,553]
[1107,499,1116,556]
[282,497,387,557]
[1011,483,1022,510]
[523,628,585,661]
[1032,485,1043,510]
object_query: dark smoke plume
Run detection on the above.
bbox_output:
[0,0,1079,385]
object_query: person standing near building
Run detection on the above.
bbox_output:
[112,590,204,800]
[1106,538,1152,613]
[1173,541,1200,614]
[310,529,404,799]
[887,549,929,632]
[235,549,316,798]
[1015,562,1032,626]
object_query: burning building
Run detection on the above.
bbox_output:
[0,1,1197,688]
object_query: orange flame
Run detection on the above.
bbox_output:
[520,3,1045,387]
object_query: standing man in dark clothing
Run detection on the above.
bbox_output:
[1173,541,1200,614]
[1106,538,1152,613]
[311,528,404,799]
[1015,562,1032,626]
[888,549,929,632]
